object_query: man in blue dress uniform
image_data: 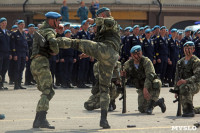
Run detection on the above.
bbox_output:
[10,20,28,90]
[25,24,35,85]
[180,28,192,58]
[0,17,11,90]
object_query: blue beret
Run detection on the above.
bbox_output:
[145,29,151,33]
[154,25,160,29]
[81,20,88,26]
[178,31,183,35]
[124,27,131,31]
[35,27,38,29]
[185,28,191,32]
[133,25,140,30]
[96,7,110,16]
[160,26,166,30]
[28,24,35,28]
[64,22,70,27]
[139,27,144,31]
[0,17,7,23]
[45,11,61,19]
[198,31,200,34]
[64,29,71,35]
[17,20,25,24]
[74,25,80,29]
[129,28,133,32]
[130,45,142,54]
[166,29,168,32]
[171,28,177,33]
[144,25,150,29]
[12,25,18,29]
[183,41,194,47]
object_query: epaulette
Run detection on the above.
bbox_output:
[14,30,17,32]
[12,49,16,52]
[168,38,170,41]
[156,53,159,56]
[142,38,145,40]
[157,36,160,38]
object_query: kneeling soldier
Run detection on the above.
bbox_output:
[121,45,166,115]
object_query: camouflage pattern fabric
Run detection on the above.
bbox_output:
[124,56,161,113]
[57,17,120,111]
[194,107,200,114]
[174,55,200,112]
[31,56,54,112]
[84,61,121,111]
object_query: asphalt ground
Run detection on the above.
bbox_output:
[1,77,200,133]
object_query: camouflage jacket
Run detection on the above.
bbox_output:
[31,21,59,59]
[175,55,200,85]
[94,16,121,52]
[124,56,156,89]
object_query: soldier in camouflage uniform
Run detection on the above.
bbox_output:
[121,45,166,115]
[173,41,200,118]
[84,61,121,111]
[57,7,120,128]
[30,12,71,129]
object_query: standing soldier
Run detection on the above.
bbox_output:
[57,7,120,129]
[194,31,200,58]
[154,26,169,85]
[167,29,179,87]
[0,17,11,90]
[11,20,28,90]
[77,1,88,23]
[31,12,71,129]
[129,25,141,48]
[24,24,35,85]
[121,45,166,115]
[174,41,200,117]
[141,29,156,64]
[151,25,160,40]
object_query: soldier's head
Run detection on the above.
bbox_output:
[178,31,183,40]
[133,25,140,36]
[81,20,89,31]
[154,25,160,35]
[160,26,166,37]
[130,45,142,62]
[56,24,64,34]
[17,20,25,30]
[145,29,152,39]
[183,41,195,57]
[64,29,71,38]
[124,27,131,36]
[185,28,191,37]
[0,17,7,29]
[11,25,18,31]
[28,24,35,34]
[171,28,177,38]
[64,22,70,30]
[45,12,61,29]
[197,31,200,38]
[139,27,144,35]
[96,7,111,18]
[81,1,85,7]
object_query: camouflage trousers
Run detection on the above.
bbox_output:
[179,83,200,112]
[137,87,160,113]
[84,83,120,110]
[30,56,55,112]
[58,38,119,110]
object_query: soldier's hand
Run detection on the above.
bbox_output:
[153,59,156,64]
[9,55,12,60]
[177,79,187,86]
[86,18,94,24]
[175,94,178,99]
[60,59,65,62]
[157,59,161,63]
[26,56,28,61]
[13,56,18,61]
[73,59,77,63]
[143,88,151,100]
[120,70,126,77]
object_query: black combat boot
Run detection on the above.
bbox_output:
[33,111,55,129]
[146,100,155,115]
[100,110,110,129]
[154,98,166,113]
[14,81,20,90]
[33,112,40,128]
[108,100,116,111]
[9,80,14,85]
[182,103,195,117]
[18,81,26,89]
[67,82,74,88]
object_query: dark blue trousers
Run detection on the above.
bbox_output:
[14,54,26,82]
[78,58,89,84]
[0,53,9,82]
